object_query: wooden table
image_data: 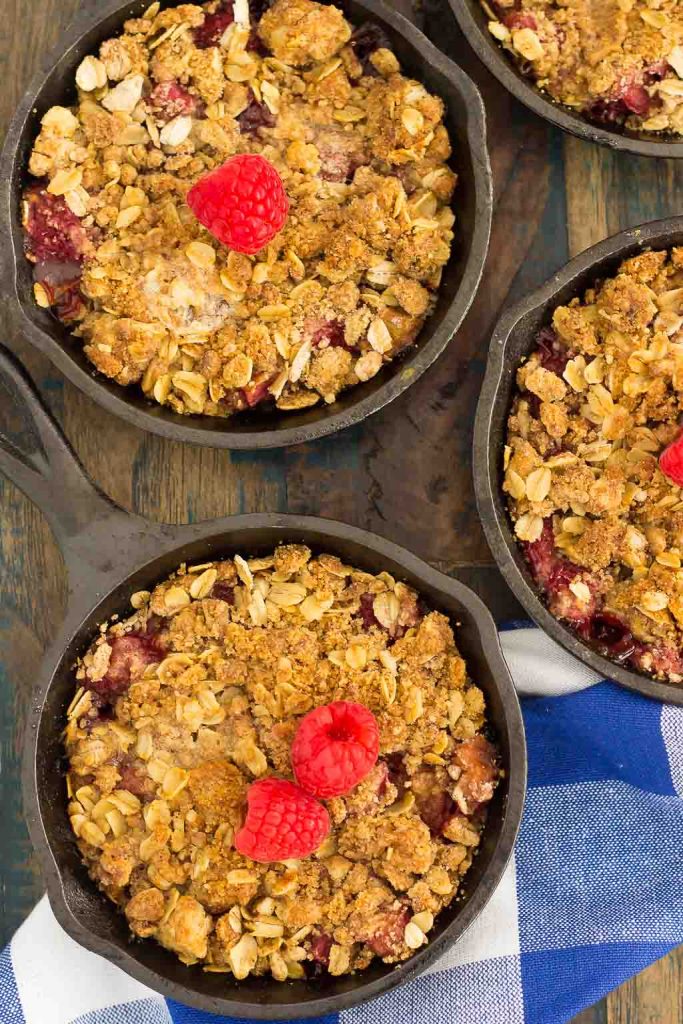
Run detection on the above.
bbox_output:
[0,0,680,1019]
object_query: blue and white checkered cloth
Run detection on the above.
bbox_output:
[2,626,682,1024]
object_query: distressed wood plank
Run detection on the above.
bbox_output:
[607,948,683,1024]
[564,139,683,255]
[0,4,679,1023]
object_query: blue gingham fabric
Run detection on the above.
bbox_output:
[2,626,682,1024]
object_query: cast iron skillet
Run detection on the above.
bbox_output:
[449,0,683,158]
[0,0,492,450]
[474,216,683,707]
[0,346,526,1017]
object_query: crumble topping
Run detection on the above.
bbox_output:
[23,0,456,418]
[504,248,683,683]
[64,545,499,978]
[483,0,683,134]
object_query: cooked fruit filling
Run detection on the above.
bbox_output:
[504,248,683,684]
[483,1,683,135]
[23,0,456,418]
[64,545,499,979]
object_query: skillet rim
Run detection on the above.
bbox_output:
[474,216,683,707]
[0,0,493,449]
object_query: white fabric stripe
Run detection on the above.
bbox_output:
[661,704,683,797]
[501,628,602,697]
[10,899,170,1024]
[341,954,525,1024]
[422,854,519,975]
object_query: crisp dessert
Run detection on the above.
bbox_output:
[504,248,683,684]
[64,545,499,979]
[482,0,683,133]
[23,0,457,418]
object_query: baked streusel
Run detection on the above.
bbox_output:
[483,0,683,134]
[23,0,457,418]
[64,545,499,978]
[504,248,683,684]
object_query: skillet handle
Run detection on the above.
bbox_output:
[0,346,165,602]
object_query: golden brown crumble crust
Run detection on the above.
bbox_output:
[505,248,683,683]
[64,546,499,979]
[24,0,456,418]
[483,0,683,133]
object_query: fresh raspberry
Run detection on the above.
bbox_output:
[186,154,288,255]
[659,432,683,486]
[234,778,330,863]
[292,701,379,799]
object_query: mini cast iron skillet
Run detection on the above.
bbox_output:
[474,216,683,707]
[449,0,683,158]
[0,346,525,1017]
[0,0,492,450]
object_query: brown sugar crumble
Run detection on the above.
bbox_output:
[64,546,500,979]
[482,0,683,133]
[504,248,683,684]
[23,0,457,419]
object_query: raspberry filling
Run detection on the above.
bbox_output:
[24,188,88,265]
[84,618,167,699]
[318,141,365,184]
[349,24,391,74]
[535,326,571,376]
[304,316,357,352]
[210,581,236,603]
[411,768,455,835]
[524,519,678,673]
[308,931,333,972]
[359,905,410,957]
[148,80,200,120]
[241,373,277,408]
[503,11,537,30]
[193,1,235,48]
[237,89,276,133]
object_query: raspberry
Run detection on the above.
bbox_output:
[234,778,330,863]
[359,905,409,957]
[210,581,235,604]
[186,154,288,255]
[292,701,379,799]
[193,1,235,48]
[84,619,166,698]
[148,81,199,121]
[660,432,683,486]
[237,90,276,134]
[24,187,88,264]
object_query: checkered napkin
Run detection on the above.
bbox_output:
[2,626,682,1024]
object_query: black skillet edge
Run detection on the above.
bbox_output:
[449,0,683,159]
[474,216,683,707]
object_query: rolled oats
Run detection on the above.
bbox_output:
[65,545,499,980]
[483,1,683,136]
[505,249,683,685]
[23,0,456,420]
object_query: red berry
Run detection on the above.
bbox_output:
[234,778,330,863]
[292,701,379,799]
[660,433,683,486]
[186,154,288,255]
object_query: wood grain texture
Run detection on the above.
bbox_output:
[0,1,679,1021]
